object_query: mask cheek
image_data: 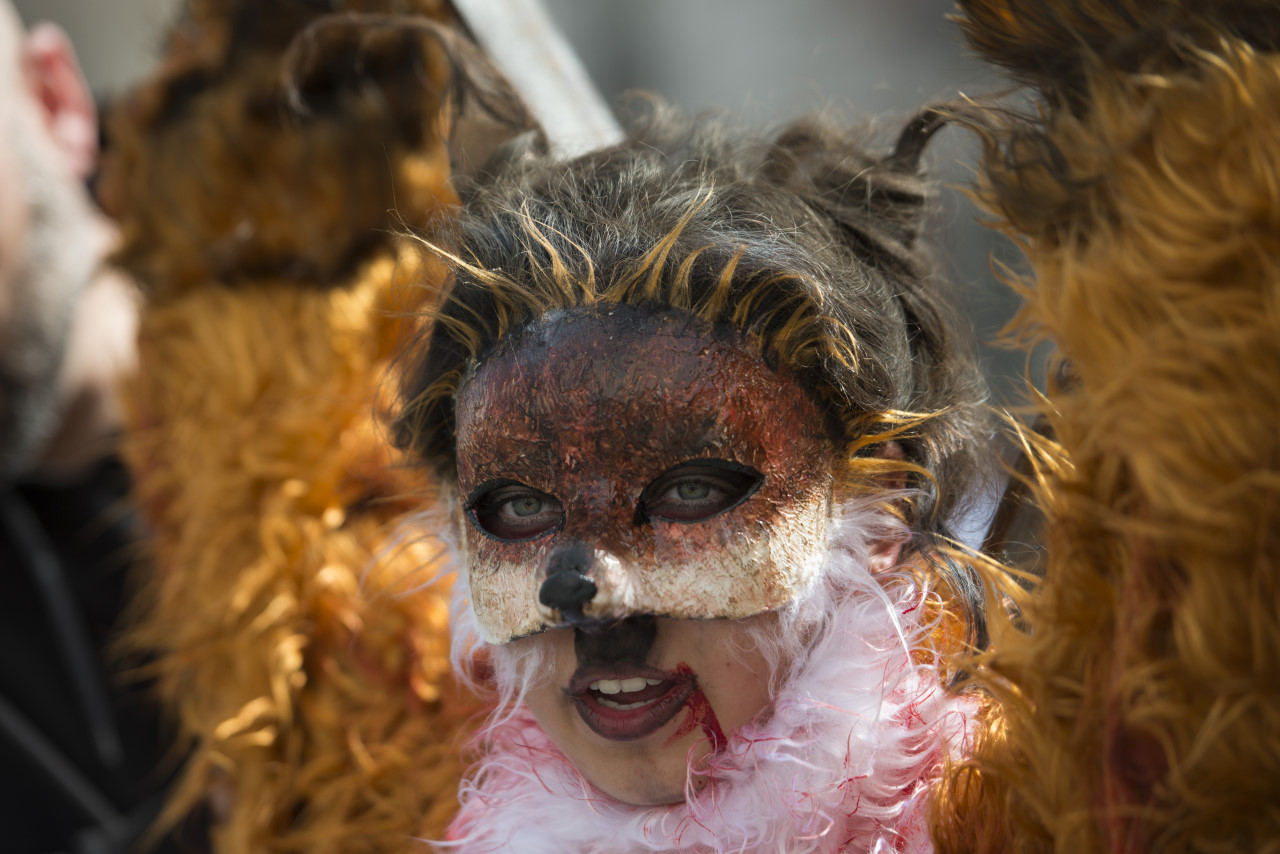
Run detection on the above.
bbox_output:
[466,539,551,644]
[641,492,830,620]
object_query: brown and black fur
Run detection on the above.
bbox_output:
[105,0,531,297]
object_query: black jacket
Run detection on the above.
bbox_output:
[0,458,197,854]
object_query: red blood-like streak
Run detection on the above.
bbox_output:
[663,663,726,751]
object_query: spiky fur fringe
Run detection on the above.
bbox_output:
[441,497,976,853]
[932,2,1280,852]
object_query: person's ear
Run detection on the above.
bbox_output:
[22,23,96,179]
[868,440,907,574]
[868,539,903,574]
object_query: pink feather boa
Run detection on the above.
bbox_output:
[436,501,976,853]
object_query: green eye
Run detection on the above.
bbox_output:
[639,460,764,524]
[510,496,544,517]
[468,482,564,541]
[675,481,710,501]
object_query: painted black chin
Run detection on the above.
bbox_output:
[574,615,657,667]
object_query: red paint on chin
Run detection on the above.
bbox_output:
[663,663,727,752]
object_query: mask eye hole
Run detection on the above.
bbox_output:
[466,481,564,542]
[638,460,764,524]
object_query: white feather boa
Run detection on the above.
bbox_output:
[435,500,976,853]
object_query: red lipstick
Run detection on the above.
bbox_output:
[568,664,695,741]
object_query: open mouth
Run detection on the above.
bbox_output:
[567,665,696,741]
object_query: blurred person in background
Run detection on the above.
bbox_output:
[0,0,134,479]
[0,1,185,852]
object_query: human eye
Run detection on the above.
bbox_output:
[466,481,564,541]
[639,460,763,524]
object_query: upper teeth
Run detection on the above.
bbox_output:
[589,677,662,694]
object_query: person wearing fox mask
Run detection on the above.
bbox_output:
[395,108,992,853]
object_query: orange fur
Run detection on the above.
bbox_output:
[105,2,487,849]
[934,3,1280,851]
[121,251,475,850]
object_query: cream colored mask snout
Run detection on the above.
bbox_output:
[454,306,836,644]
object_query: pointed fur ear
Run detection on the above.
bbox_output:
[887,108,947,175]
[283,13,540,152]
[761,112,944,268]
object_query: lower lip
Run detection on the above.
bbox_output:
[571,679,695,741]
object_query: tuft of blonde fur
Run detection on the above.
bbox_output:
[933,3,1280,852]
[411,202,878,445]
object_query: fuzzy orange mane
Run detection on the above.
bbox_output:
[103,2,514,848]
[933,2,1280,851]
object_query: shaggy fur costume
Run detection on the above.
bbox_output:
[931,2,1280,852]
[103,2,529,849]
[443,499,976,854]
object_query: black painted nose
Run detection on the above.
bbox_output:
[539,571,597,612]
[539,540,598,622]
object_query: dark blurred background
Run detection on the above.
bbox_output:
[13,0,1027,408]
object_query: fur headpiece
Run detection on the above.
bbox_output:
[107,0,527,297]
